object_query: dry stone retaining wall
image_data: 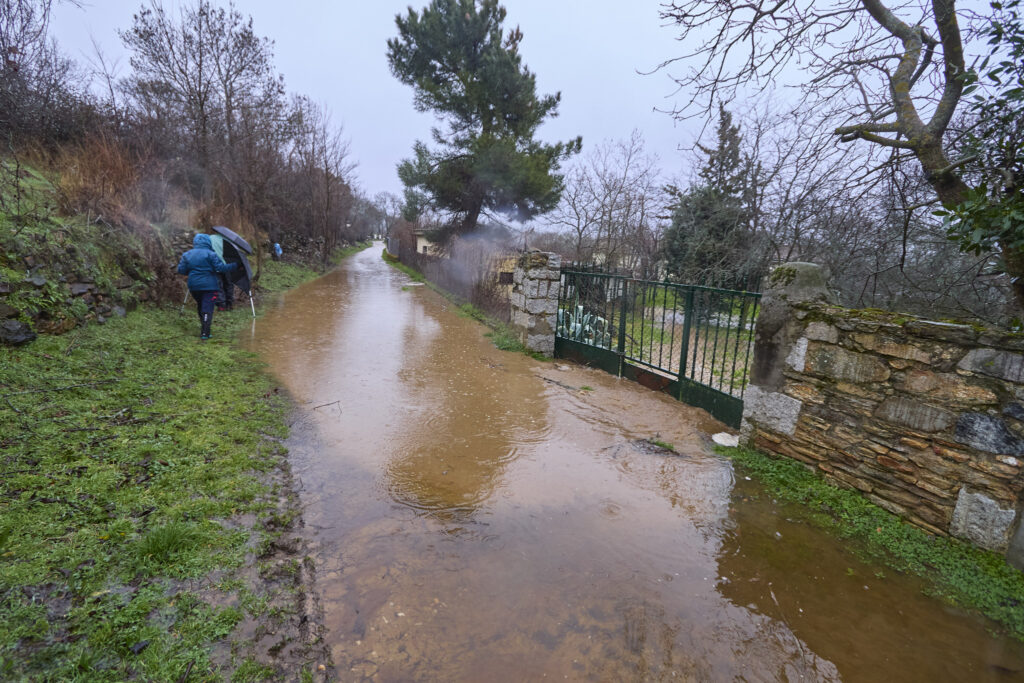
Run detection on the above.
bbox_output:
[742,263,1024,565]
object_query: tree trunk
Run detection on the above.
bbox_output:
[917,138,1024,313]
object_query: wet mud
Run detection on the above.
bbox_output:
[245,245,1024,681]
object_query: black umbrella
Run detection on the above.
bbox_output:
[217,235,256,317]
[212,225,253,254]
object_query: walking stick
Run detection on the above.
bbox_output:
[179,282,189,315]
[249,290,256,318]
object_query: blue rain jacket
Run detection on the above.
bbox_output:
[177,234,236,292]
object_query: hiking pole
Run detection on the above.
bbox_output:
[179,282,189,315]
[248,290,256,318]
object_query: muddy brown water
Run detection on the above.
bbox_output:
[244,245,1024,682]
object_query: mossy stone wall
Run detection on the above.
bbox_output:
[742,264,1024,565]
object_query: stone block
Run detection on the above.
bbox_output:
[785,382,824,405]
[955,413,1024,455]
[526,333,554,355]
[786,337,808,371]
[805,344,890,383]
[742,385,803,436]
[877,454,916,474]
[852,333,931,363]
[900,369,997,405]
[958,348,1024,384]
[949,487,1017,551]
[804,321,839,344]
[874,397,955,433]
[525,297,557,315]
[1004,403,1024,422]
[905,320,978,345]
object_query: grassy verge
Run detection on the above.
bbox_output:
[0,259,332,681]
[382,249,546,361]
[719,444,1024,639]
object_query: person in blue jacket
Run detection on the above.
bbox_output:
[177,234,237,339]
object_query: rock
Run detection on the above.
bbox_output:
[0,303,16,318]
[949,487,1016,552]
[742,385,803,437]
[785,337,808,371]
[23,256,35,268]
[874,398,955,433]
[905,320,978,345]
[958,348,1024,384]
[805,344,891,383]
[0,319,36,346]
[712,432,739,447]
[803,321,839,344]
[901,370,997,404]
[95,315,106,325]
[767,262,832,303]
[1004,403,1024,422]
[0,281,11,294]
[68,283,93,296]
[112,305,127,318]
[852,333,931,364]
[954,414,1024,455]
[115,276,134,289]
[25,275,46,287]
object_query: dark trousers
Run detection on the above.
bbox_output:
[218,274,235,309]
[190,290,220,318]
[191,290,219,337]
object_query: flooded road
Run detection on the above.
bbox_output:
[245,245,1024,681]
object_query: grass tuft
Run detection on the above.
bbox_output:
[136,521,205,564]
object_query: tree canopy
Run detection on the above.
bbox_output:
[386,0,580,242]
[659,0,1024,311]
[661,107,764,288]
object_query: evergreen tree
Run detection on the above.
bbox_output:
[386,0,581,241]
[661,106,763,288]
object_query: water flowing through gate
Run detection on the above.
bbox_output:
[555,269,761,427]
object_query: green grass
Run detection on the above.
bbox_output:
[381,249,425,282]
[0,288,329,680]
[329,240,373,265]
[256,260,319,293]
[719,444,1024,640]
[649,438,676,451]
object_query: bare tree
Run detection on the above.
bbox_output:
[551,131,666,274]
[658,0,1024,306]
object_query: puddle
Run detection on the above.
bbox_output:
[245,244,1024,681]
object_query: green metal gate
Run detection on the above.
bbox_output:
[555,270,761,428]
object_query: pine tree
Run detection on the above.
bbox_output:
[386,0,581,241]
[661,106,763,288]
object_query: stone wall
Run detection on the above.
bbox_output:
[509,251,560,355]
[742,263,1024,565]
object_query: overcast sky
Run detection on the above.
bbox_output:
[49,1,701,199]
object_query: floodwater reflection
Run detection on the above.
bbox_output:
[245,245,1024,682]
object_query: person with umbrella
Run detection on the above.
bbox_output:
[177,234,238,339]
[208,226,256,317]
[209,232,238,310]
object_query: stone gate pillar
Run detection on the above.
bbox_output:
[509,250,560,356]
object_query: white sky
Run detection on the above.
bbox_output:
[49,1,700,198]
